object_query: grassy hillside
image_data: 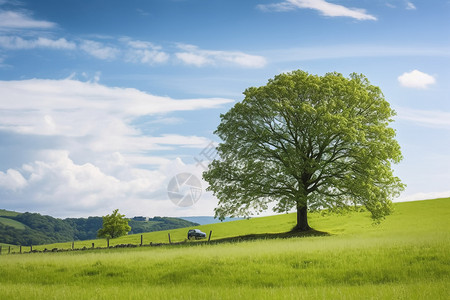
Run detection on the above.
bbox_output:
[0,209,198,246]
[0,209,21,217]
[0,198,448,299]
[0,217,26,230]
[21,197,449,250]
[0,209,25,230]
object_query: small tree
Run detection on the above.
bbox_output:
[97,209,131,239]
[203,70,405,231]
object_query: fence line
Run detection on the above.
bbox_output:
[0,231,213,255]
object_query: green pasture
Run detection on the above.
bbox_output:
[0,217,26,230]
[0,209,20,217]
[0,198,449,299]
[13,197,449,251]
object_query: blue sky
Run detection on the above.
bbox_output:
[0,0,449,218]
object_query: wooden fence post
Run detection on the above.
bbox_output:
[8,246,11,254]
[140,235,143,246]
[0,245,2,255]
[72,241,74,250]
[107,239,110,248]
[30,245,33,252]
[92,242,95,249]
[168,233,171,244]
[20,246,22,254]
[208,230,212,242]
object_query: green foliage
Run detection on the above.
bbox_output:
[0,217,26,230]
[128,217,198,234]
[0,223,51,246]
[14,212,75,237]
[0,212,77,246]
[26,198,449,250]
[0,209,197,246]
[204,70,405,227]
[0,209,20,217]
[65,217,103,240]
[97,209,131,239]
[0,198,448,299]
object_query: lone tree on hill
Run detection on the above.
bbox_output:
[97,209,131,239]
[203,70,405,231]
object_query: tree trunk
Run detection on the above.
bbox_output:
[294,204,311,231]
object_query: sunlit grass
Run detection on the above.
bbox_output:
[0,216,26,230]
[0,198,449,299]
[21,197,449,251]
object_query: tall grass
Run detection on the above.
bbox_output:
[0,198,449,299]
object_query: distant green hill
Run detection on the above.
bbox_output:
[0,209,20,217]
[0,217,26,230]
[27,197,450,250]
[0,210,198,246]
[4,198,447,300]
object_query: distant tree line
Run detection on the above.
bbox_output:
[128,217,197,234]
[0,212,198,246]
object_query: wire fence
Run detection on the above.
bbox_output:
[0,231,213,255]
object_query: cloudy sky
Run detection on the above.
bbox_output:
[0,0,449,218]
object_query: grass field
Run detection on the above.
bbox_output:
[0,209,26,231]
[0,198,449,299]
[0,209,21,217]
[0,216,26,230]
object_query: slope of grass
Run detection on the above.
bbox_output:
[22,198,449,251]
[0,217,26,230]
[0,198,448,299]
[0,209,21,217]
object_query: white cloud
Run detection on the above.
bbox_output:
[175,44,267,68]
[0,168,27,191]
[0,33,264,68]
[405,1,416,10]
[123,38,160,50]
[147,134,214,149]
[0,36,76,49]
[122,38,169,64]
[398,70,436,89]
[0,78,232,137]
[1,150,162,216]
[176,52,212,67]
[0,78,230,217]
[126,48,170,64]
[0,10,56,30]
[80,40,120,60]
[257,0,377,21]
[0,150,218,218]
[395,107,450,130]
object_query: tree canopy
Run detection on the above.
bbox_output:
[203,70,405,230]
[97,209,131,239]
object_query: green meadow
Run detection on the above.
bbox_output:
[0,209,25,231]
[0,198,449,299]
[0,217,26,230]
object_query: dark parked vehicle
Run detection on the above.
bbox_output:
[187,229,206,240]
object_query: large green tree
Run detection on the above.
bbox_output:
[97,209,131,239]
[203,70,405,231]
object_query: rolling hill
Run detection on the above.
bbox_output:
[16,197,449,250]
[0,209,198,246]
[0,198,448,300]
